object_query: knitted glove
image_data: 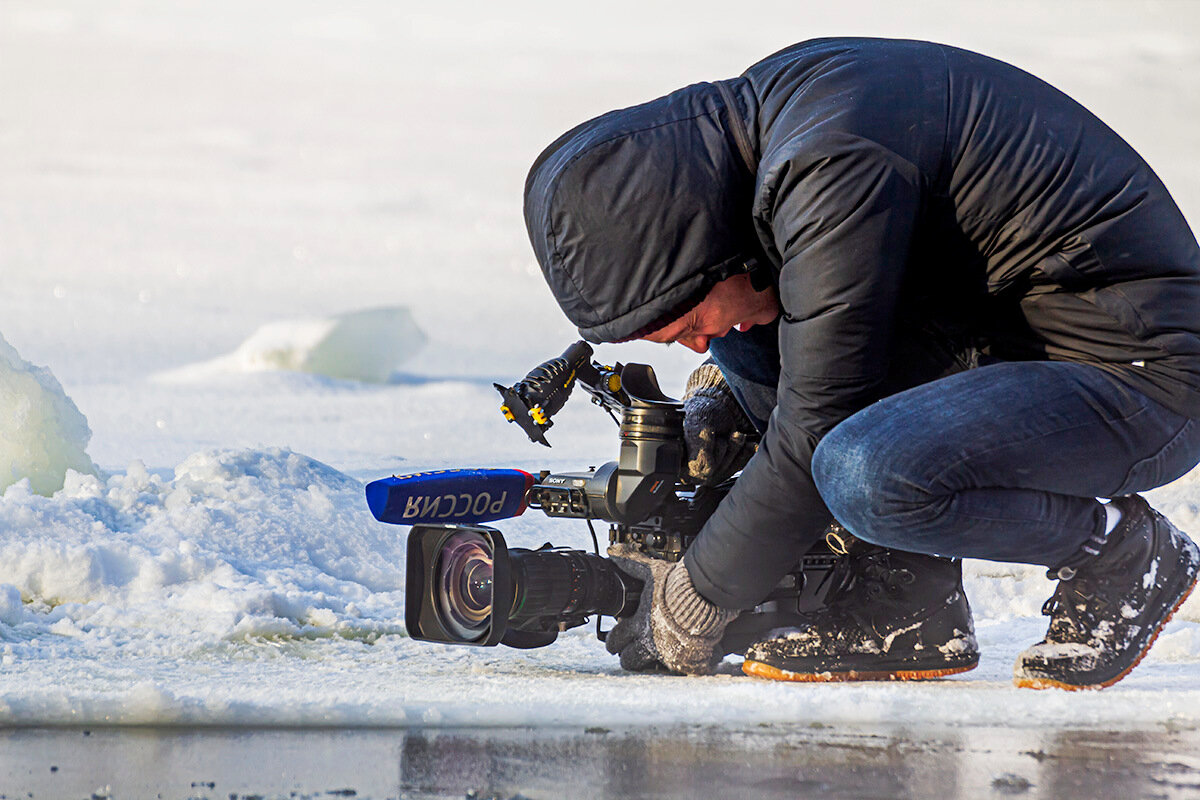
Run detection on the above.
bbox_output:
[682,362,757,486]
[604,544,739,675]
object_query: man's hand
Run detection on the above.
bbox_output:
[682,362,757,486]
[604,544,739,675]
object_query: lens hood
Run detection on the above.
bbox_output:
[406,524,515,646]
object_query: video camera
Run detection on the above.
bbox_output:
[366,342,842,655]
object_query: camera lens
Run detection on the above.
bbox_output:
[435,530,496,641]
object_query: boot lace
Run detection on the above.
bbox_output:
[1040,564,1127,642]
[817,549,917,638]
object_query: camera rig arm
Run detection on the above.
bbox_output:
[495,340,681,446]
[494,340,609,446]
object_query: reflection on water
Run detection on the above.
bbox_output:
[398,725,1200,800]
[0,723,1199,799]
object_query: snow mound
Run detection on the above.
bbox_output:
[158,307,427,383]
[0,333,98,496]
[0,448,406,645]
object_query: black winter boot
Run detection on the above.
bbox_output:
[1014,495,1200,690]
[742,537,979,682]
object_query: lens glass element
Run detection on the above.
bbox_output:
[435,530,495,641]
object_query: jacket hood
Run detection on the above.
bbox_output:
[524,79,760,343]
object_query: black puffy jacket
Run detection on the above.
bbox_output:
[524,38,1200,609]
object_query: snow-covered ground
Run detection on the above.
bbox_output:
[1,0,1199,734]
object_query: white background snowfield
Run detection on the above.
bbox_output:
[1,0,1199,732]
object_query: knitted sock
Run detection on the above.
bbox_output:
[1104,502,1122,535]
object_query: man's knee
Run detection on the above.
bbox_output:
[812,415,934,547]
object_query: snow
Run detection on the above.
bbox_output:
[1,0,1199,732]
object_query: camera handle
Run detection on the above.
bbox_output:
[495,341,606,446]
[496,340,653,447]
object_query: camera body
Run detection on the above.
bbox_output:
[370,342,840,656]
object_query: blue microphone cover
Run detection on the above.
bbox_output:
[366,468,536,525]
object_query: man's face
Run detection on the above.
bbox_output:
[640,273,780,353]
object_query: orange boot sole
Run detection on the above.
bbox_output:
[742,659,978,683]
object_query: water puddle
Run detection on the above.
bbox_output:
[2,723,1199,799]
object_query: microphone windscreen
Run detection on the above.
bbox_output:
[366,468,535,525]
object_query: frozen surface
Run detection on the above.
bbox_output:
[0,0,1199,732]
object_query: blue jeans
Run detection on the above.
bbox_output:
[710,329,1200,567]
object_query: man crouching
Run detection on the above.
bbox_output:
[522,38,1200,690]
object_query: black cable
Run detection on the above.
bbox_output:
[587,517,606,641]
[586,517,600,555]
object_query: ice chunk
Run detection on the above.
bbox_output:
[158,307,427,383]
[0,333,98,495]
[231,307,426,382]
